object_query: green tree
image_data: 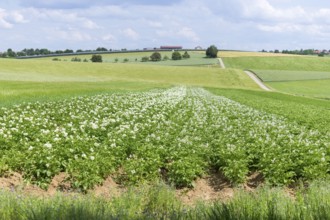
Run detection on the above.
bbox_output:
[150,52,162,61]
[206,45,218,58]
[7,48,16,57]
[96,47,108,52]
[182,51,190,59]
[91,54,103,63]
[172,51,182,60]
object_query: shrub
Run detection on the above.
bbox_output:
[172,51,182,60]
[182,51,190,59]
[141,56,149,62]
[123,58,129,63]
[163,55,169,61]
[71,57,81,62]
[91,54,103,63]
[150,52,162,61]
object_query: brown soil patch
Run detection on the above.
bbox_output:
[0,172,23,190]
[176,172,234,205]
[47,172,71,195]
[88,176,124,198]
[0,171,284,205]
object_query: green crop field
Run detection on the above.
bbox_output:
[0,51,330,219]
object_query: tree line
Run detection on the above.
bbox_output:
[0,47,116,58]
[261,48,329,56]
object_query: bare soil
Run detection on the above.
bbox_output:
[0,171,266,205]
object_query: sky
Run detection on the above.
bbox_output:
[1,0,330,52]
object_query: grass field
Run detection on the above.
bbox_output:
[0,58,259,106]
[0,51,330,219]
[252,70,330,82]
[220,54,330,99]
[222,56,330,71]
[40,51,219,66]
[267,79,330,99]
[1,181,330,220]
[219,51,298,57]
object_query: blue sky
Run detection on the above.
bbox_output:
[1,0,330,51]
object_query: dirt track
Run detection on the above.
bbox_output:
[244,70,271,91]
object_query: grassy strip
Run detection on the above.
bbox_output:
[200,181,330,220]
[223,56,330,71]
[219,51,299,58]
[252,70,330,82]
[1,181,330,219]
[207,88,330,134]
[267,79,330,100]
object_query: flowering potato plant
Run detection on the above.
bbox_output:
[0,87,328,190]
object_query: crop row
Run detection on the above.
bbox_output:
[0,87,328,190]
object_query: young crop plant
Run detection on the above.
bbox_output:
[0,87,328,191]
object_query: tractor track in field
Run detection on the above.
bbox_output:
[218,58,226,69]
[244,70,271,91]
[217,57,271,91]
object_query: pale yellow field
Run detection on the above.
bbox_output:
[219,51,300,58]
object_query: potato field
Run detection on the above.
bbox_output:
[0,87,328,191]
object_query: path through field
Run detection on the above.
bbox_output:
[218,58,226,69]
[244,70,271,91]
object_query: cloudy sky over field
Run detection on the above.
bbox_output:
[1,0,330,51]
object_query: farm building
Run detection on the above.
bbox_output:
[160,46,182,50]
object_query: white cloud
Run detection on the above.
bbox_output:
[0,8,13,28]
[148,21,163,28]
[178,27,199,42]
[48,28,92,41]
[83,5,130,18]
[11,11,28,23]
[257,23,302,33]
[2,0,330,51]
[102,34,116,42]
[82,20,100,29]
[121,28,139,40]
[240,0,306,22]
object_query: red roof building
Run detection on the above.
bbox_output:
[160,46,182,50]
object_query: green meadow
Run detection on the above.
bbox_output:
[40,50,219,66]
[267,79,330,99]
[0,57,258,106]
[221,54,330,99]
[222,55,330,71]
[252,70,330,82]
[0,51,329,219]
